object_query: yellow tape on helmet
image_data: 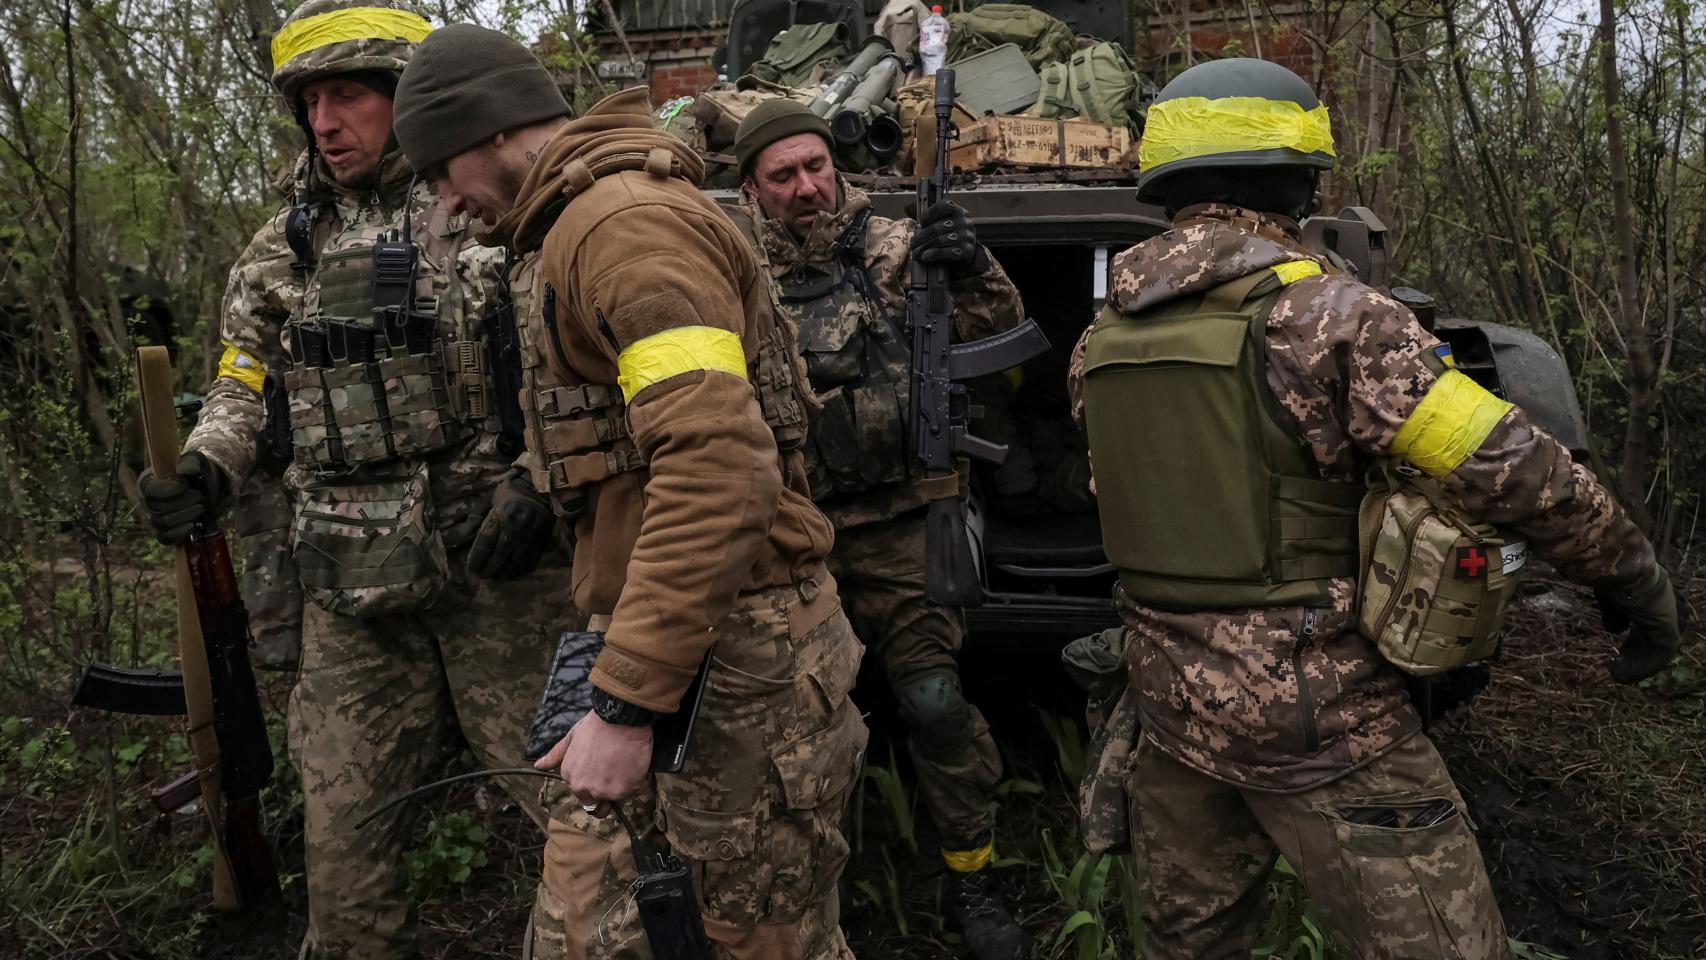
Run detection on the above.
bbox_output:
[271,7,432,71]
[1391,370,1513,477]
[615,326,748,403]
[1139,96,1335,172]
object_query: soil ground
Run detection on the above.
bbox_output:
[2,575,1700,959]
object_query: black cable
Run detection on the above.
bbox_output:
[354,766,555,829]
[354,766,646,859]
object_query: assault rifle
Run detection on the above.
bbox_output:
[908,69,1051,607]
[483,298,527,458]
[74,346,281,913]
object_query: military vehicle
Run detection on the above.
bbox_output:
[668,0,1591,639]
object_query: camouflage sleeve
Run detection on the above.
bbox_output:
[864,216,1026,341]
[1067,322,1094,428]
[184,207,297,494]
[1268,276,1654,584]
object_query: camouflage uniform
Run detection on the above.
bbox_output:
[1068,204,1656,959]
[735,180,1023,857]
[187,147,576,959]
[232,469,303,670]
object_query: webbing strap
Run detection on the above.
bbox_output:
[1276,516,1358,540]
[1276,475,1366,507]
[1276,555,1358,581]
[553,447,645,488]
[1201,269,1271,312]
[1423,608,1479,641]
[296,559,437,590]
[538,383,621,418]
[543,416,629,453]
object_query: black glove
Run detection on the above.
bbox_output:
[138,451,225,545]
[910,200,989,276]
[1594,565,1685,684]
[467,471,555,580]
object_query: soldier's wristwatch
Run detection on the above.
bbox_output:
[591,687,658,727]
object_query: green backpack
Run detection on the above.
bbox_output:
[1036,41,1152,135]
[945,3,1074,69]
[744,22,852,87]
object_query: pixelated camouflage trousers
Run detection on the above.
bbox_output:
[1129,732,1511,960]
[527,576,869,960]
[827,513,1003,853]
[288,557,581,960]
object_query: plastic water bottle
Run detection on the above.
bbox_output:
[920,5,949,76]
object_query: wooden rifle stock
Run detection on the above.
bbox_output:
[136,346,280,911]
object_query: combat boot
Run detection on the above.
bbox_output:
[944,867,1026,960]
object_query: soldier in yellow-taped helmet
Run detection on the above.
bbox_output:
[1066,57,1683,959]
[136,2,580,957]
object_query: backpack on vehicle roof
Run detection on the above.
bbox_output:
[743,21,853,87]
[1035,40,1153,136]
[945,3,1074,69]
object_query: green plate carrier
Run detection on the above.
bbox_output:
[1081,265,1362,611]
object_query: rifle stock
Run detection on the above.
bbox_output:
[907,69,1049,607]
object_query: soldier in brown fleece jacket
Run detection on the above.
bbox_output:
[394,25,868,960]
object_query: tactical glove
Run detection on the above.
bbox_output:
[468,471,555,580]
[1594,565,1685,684]
[138,450,225,545]
[911,200,989,276]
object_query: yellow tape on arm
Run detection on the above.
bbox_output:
[1271,260,1323,285]
[941,842,995,873]
[1139,96,1334,172]
[271,8,432,70]
[217,341,267,394]
[616,326,748,403]
[1390,370,1514,477]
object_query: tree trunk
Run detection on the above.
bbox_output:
[1598,0,1656,531]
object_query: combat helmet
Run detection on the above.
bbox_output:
[1135,57,1335,204]
[270,0,433,103]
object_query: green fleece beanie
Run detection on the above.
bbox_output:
[393,23,570,171]
[734,98,833,176]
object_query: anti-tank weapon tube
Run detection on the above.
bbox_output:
[830,52,905,156]
[810,35,894,118]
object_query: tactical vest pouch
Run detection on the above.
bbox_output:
[523,382,644,518]
[290,460,448,618]
[794,302,907,495]
[1355,468,1526,675]
[753,294,817,456]
[283,244,472,472]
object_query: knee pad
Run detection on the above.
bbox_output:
[894,670,974,759]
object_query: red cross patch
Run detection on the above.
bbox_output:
[1455,546,1489,581]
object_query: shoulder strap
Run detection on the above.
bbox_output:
[1201,269,1274,312]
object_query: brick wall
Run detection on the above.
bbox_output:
[1134,1,1325,79]
[595,28,725,104]
[651,60,720,101]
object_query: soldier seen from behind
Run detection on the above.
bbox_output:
[729,98,1027,960]
[1068,58,1683,959]
[392,26,870,959]
[137,3,579,956]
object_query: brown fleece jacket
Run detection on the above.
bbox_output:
[488,88,834,712]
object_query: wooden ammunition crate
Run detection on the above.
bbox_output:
[944,115,1133,171]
